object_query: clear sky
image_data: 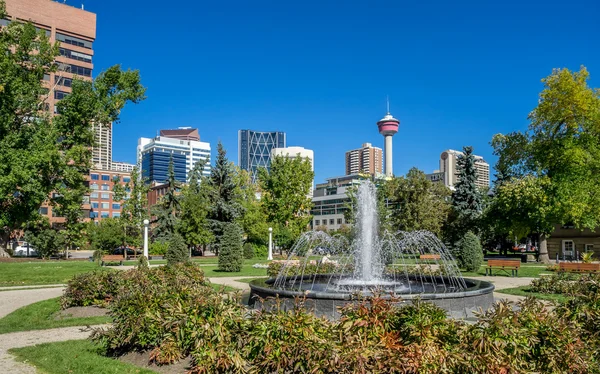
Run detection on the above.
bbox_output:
[70,0,599,183]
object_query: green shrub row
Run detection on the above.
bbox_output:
[266,261,348,278]
[530,272,600,295]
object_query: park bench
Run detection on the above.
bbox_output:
[101,254,124,266]
[485,259,521,277]
[558,262,600,273]
[419,254,441,261]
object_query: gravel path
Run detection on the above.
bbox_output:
[0,325,107,374]
[0,287,65,319]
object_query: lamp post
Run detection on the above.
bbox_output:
[268,227,273,260]
[143,219,149,258]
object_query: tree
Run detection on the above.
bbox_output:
[24,219,65,259]
[381,168,451,236]
[444,146,483,245]
[208,142,244,254]
[491,67,600,263]
[88,218,125,254]
[151,158,181,240]
[165,232,189,266]
[454,231,484,272]
[234,167,268,245]
[113,166,149,248]
[218,223,243,272]
[178,158,213,253]
[0,7,59,255]
[258,154,314,251]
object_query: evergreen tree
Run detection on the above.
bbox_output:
[218,223,243,272]
[24,219,65,259]
[165,232,189,266]
[454,231,484,272]
[445,146,483,245]
[178,158,213,253]
[152,157,181,240]
[208,142,244,254]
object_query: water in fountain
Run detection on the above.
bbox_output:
[272,180,467,296]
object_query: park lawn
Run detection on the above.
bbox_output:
[495,286,569,303]
[0,297,111,334]
[461,264,550,278]
[234,276,269,284]
[208,283,238,292]
[202,265,269,277]
[10,340,156,374]
[0,261,107,287]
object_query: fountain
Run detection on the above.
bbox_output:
[249,181,494,319]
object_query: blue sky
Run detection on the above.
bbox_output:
[71,0,598,183]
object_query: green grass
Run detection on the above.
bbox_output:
[495,286,569,303]
[0,297,111,334]
[461,264,550,278]
[235,276,269,284]
[202,264,269,277]
[208,283,238,292]
[10,340,156,374]
[0,261,107,287]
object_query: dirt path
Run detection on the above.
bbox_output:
[0,325,107,374]
[0,287,65,319]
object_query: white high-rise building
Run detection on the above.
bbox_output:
[92,123,112,170]
[438,149,490,189]
[111,161,135,172]
[137,127,211,183]
[271,146,314,196]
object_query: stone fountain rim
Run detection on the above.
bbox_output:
[249,274,495,301]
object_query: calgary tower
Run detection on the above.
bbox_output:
[376,99,400,177]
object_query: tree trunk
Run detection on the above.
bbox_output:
[538,233,550,264]
[0,232,11,258]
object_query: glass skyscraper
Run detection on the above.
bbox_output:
[238,130,286,182]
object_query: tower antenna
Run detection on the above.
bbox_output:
[386,95,390,114]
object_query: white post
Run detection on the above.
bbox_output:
[143,219,149,258]
[268,227,273,260]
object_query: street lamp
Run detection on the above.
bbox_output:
[143,219,149,258]
[268,227,273,261]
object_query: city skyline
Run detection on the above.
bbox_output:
[59,0,598,183]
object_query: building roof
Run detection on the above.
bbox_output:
[159,128,200,141]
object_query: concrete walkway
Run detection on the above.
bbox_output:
[209,276,266,291]
[0,287,65,319]
[0,284,65,291]
[470,276,536,303]
[0,325,106,374]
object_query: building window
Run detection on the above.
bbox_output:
[329,219,334,225]
[91,202,98,209]
[101,184,109,191]
[112,203,120,210]
[337,218,342,225]
[562,240,575,258]
[90,183,98,190]
[39,207,48,215]
[56,32,93,49]
[55,76,72,88]
[59,48,92,63]
[90,174,99,180]
[123,177,131,183]
[90,212,98,219]
[585,244,594,252]
[101,175,110,181]
[91,192,98,198]
[315,220,320,226]
[100,212,109,218]
[101,193,109,200]
[112,212,121,218]
[101,202,109,209]
[54,90,69,100]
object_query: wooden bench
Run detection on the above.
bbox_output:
[485,259,521,277]
[558,262,600,273]
[419,254,441,261]
[101,255,124,266]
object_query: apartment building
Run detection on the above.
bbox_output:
[345,143,383,177]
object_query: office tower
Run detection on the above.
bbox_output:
[439,149,490,189]
[271,146,314,196]
[137,127,211,184]
[311,175,362,231]
[376,103,400,177]
[92,123,112,170]
[111,161,136,172]
[345,143,383,177]
[238,130,286,182]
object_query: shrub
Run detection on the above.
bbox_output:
[149,240,168,255]
[61,270,121,308]
[453,231,483,272]
[218,223,243,272]
[165,232,189,266]
[137,255,149,268]
[254,244,268,258]
[266,261,348,278]
[243,242,254,259]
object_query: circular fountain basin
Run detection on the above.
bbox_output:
[249,274,495,320]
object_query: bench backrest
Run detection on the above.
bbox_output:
[102,255,124,260]
[487,259,521,268]
[420,254,441,260]
[559,262,600,271]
